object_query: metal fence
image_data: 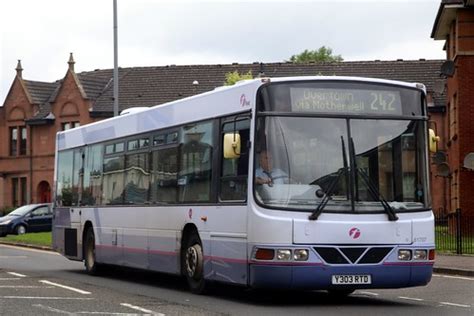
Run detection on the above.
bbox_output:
[435,209,474,255]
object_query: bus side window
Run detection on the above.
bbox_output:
[220,119,250,202]
[178,121,214,203]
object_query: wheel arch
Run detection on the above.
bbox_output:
[180,223,200,275]
[82,220,94,260]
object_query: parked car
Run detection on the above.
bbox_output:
[0,204,53,237]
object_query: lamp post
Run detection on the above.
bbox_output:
[113,0,119,116]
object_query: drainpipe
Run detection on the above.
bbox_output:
[29,125,33,204]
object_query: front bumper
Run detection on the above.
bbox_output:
[249,262,433,289]
[0,224,12,236]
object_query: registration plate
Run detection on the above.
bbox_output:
[331,275,371,285]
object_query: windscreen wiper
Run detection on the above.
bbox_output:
[309,136,348,221]
[349,138,398,222]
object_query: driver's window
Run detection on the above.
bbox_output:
[32,207,47,217]
[220,118,250,201]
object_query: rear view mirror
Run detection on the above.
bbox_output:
[223,132,241,159]
[429,129,440,153]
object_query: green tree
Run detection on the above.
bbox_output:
[289,46,343,63]
[224,70,253,86]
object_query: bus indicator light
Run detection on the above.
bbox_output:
[429,249,435,260]
[254,248,275,260]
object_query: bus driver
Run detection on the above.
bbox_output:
[255,150,288,186]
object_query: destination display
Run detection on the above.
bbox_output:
[290,87,403,115]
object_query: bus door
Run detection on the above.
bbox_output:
[54,147,84,259]
[210,115,250,285]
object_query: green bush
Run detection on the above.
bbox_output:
[0,207,15,217]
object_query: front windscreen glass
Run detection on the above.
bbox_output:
[254,116,427,213]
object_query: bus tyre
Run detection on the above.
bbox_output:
[183,233,206,294]
[84,227,102,275]
[15,225,26,235]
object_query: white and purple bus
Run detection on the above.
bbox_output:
[53,76,435,295]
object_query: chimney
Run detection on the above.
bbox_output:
[68,52,75,71]
[16,60,23,78]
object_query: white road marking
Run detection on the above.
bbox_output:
[34,305,142,315]
[0,278,20,281]
[7,272,27,277]
[77,312,142,315]
[398,296,424,302]
[357,291,379,296]
[1,296,93,300]
[433,274,474,281]
[33,304,75,315]
[0,286,54,288]
[440,302,471,308]
[121,303,164,315]
[39,280,91,295]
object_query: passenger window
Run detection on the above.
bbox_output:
[103,155,125,204]
[220,118,250,201]
[124,152,150,204]
[178,121,214,202]
[151,146,179,203]
[83,144,103,206]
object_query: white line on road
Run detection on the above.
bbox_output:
[357,291,379,296]
[398,296,424,302]
[433,274,474,281]
[0,278,20,281]
[121,303,165,315]
[7,272,27,277]
[33,304,76,315]
[0,286,54,288]
[440,302,471,308]
[39,280,91,295]
[34,304,143,315]
[1,296,93,300]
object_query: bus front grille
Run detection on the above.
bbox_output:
[314,246,393,265]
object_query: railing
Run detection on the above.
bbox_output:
[435,209,474,255]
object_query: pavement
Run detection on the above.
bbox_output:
[434,253,474,277]
[0,240,472,277]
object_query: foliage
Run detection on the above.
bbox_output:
[0,232,52,247]
[224,70,253,86]
[289,46,343,63]
[0,206,15,216]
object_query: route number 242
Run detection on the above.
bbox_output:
[370,92,396,111]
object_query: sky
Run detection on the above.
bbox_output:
[0,0,446,105]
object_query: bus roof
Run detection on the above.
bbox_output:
[56,76,425,151]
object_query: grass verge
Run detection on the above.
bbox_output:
[0,232,52,248]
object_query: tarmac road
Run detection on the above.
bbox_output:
[0,244,472,316]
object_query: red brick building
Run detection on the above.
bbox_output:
[432,0,474,218]
[0,55,446,209]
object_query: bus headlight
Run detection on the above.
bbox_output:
[398,249,412,261]
[293,249,309,261]
[276,249,292,261]
[413,249,427,260]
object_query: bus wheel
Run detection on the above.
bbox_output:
[327,289,355,297]
[183,233,206,294]
[84,227,102,275]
